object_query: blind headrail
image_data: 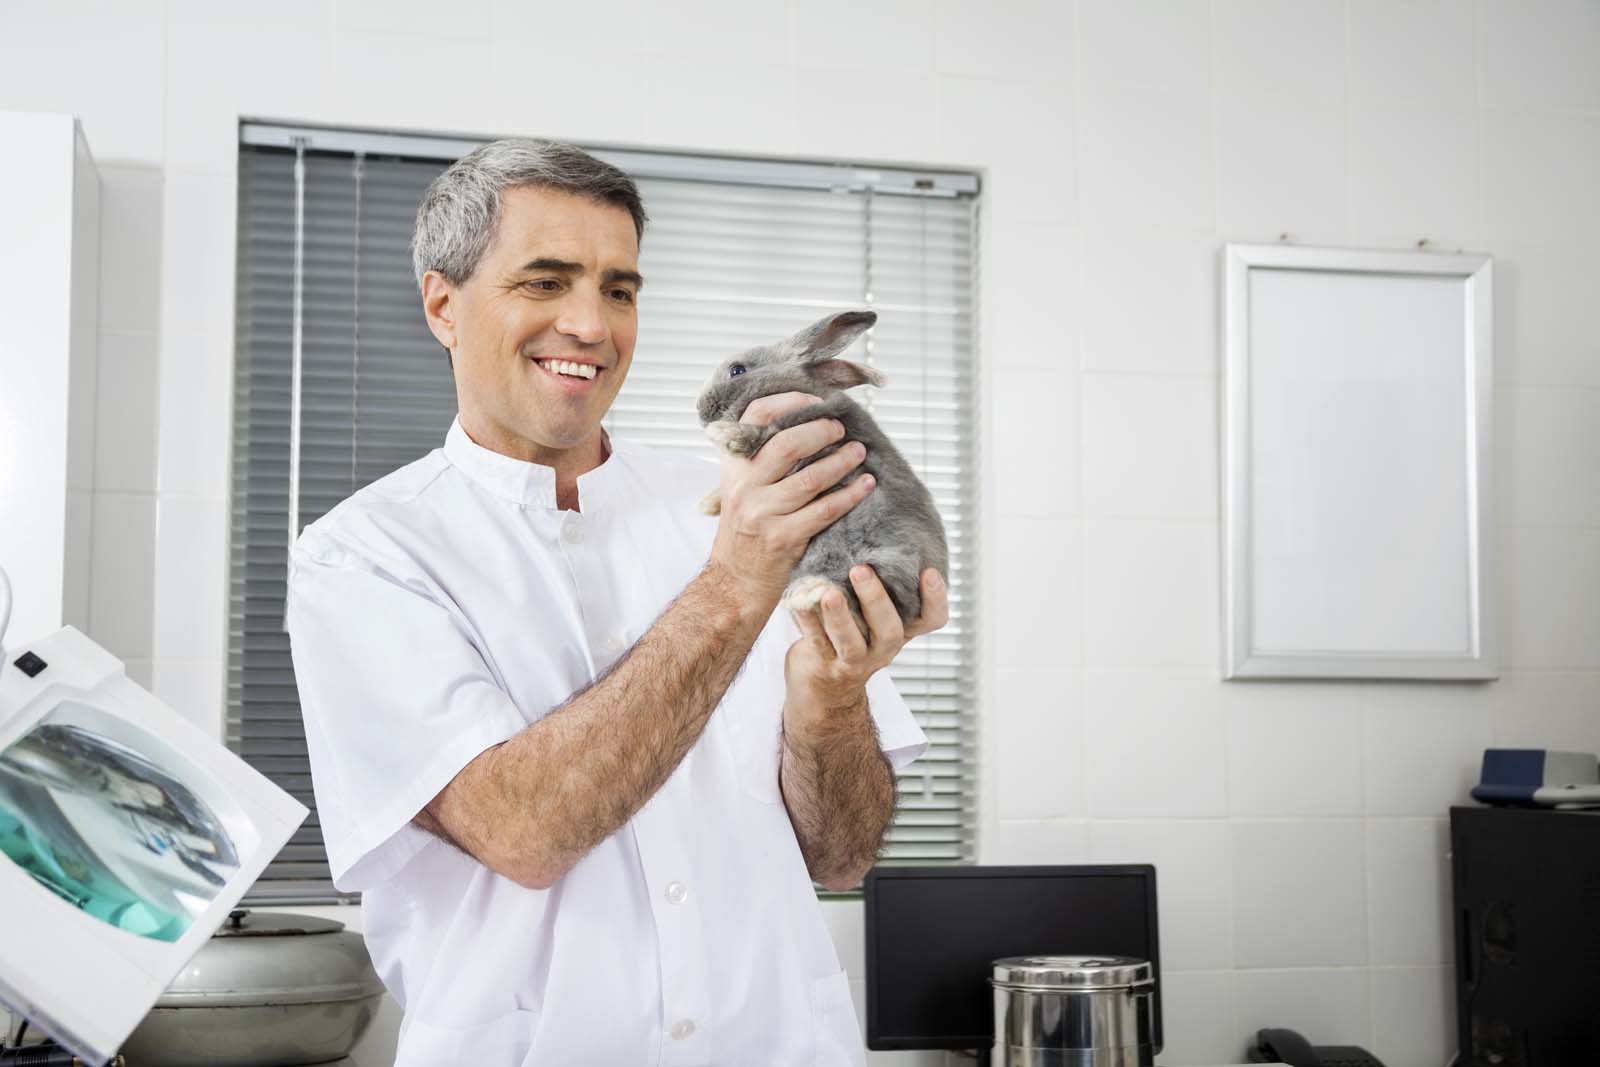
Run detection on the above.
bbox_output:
[239,120,980,199]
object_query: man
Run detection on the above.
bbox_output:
[285,138,948,1065]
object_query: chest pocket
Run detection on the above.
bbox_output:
[396,1007,539,1067]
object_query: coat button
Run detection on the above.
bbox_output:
[670,1019,695,1040]
[561,520,582,544]
[665,881,688,905]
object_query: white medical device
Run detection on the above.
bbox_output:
[0,564,307,1065]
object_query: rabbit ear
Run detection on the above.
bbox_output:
[812,359,888,390]
[781,310,877,364]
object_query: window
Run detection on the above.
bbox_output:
[229,122,979,902]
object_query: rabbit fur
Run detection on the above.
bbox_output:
[695,309,949,639]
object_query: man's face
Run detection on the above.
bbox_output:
[431,185,642,461]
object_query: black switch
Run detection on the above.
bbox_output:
[13,652,47,678]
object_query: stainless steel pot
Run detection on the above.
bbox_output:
[119,909,385,1067]
[989,955,1155,1067]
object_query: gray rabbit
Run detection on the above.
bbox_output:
[696,309,949,638]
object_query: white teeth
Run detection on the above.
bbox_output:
[538,359,597,380]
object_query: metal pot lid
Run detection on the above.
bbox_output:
[154,910,386,1009]
[211,908,344,937]
[990,955,1154,991]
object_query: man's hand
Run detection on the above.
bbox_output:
[707,392,874,612]
[785,565,949,715]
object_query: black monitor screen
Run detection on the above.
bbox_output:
[863,864,1161,1052]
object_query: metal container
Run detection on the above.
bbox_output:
[989,955,1155,1067]
[118,909,386,1067]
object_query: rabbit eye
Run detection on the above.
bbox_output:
[728,363,747,377]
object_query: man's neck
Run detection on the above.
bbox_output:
[458,416,611,512]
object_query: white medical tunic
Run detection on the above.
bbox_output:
[284,417,929,1066]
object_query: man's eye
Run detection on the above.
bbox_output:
[729,364,746,377]
[525,279,561,293]
[610,288,636,304]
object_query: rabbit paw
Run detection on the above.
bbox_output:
[782,574,842,615]
[705,419,760,456]
[698,487,722,515]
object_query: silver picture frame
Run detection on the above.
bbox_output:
[1222,243,1496,680]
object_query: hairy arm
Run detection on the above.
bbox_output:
[418,409,876,890]
[778,687,896,891]
[777,564,950,890]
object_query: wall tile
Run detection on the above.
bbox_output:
[1227,684,1363,817]
[151,658,226,739]
[1482,109,1600,249]
[1088,820,1233,971]
[991,369,1080,517]
[1501,386,1600,526]
[1214,0,1347,243]
[1158,970,1241,1066]
[0,2,164,166]
[1485,670,1600,754]
[987,222,1079,374]
[1082,671,1228,819]
[1077,0,1211,99]
[94,331,160,494]
[935,75,1074,230]
[1498,524,1600,670]
[97,166,164,334]
[791,0,936,73]
[336,0,491,39]
[1479,0,1600,114]
[164,19,333,174]
[992,515,1081,689]
[1078,227,1218,377]
[791,66,942,165]
[87,491,156,661]
[981,819,1090,865]
[1082,373,1216,519]
[1232,967,1372,1048]
[1366,819,1451,967]
[1363,693,1490,817]
[995,667,1083,820]
[1370,966,1454,1067]
[1082,519,1219,668]
[1077,80,1213,235]
[1347,106,1479,251]
[933,0,1074,84]
[1233,820,1367,968]
[152,496,228,661]
[1494,244,1600,388]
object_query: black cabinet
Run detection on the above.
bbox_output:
[1450,805,1600,1067]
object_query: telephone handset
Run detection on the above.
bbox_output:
[1247,1027,1389,1067]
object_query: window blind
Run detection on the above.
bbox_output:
[230,125,980,903]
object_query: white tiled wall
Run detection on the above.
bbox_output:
[5,1,1599,1065]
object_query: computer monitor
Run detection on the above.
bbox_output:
[863,864,1162,1053]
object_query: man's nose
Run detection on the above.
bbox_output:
[553,289,609,345]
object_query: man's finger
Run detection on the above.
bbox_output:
[782,470,874,542]
[749,418,847,487]
[820,588,867,664]
[792,603,830,651]
[904,569,950,639]
[740,391,824,427]
[848,564,904,651]
[767,441,865,513]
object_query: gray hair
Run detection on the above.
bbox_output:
[410,138,647,291]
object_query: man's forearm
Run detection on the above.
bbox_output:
[426,560,769,888]
[778,688,897,891]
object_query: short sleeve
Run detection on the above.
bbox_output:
[285,542,527,892]
[864,667,928,772]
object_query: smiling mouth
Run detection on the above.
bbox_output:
[531,358,602,382]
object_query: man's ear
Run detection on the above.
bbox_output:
[812,359,888,390]
[420,271,459,355]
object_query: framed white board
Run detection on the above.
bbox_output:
[1222,244,1496,680]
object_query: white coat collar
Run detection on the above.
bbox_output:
[443,415,623,511]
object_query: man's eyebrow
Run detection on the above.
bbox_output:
[601,267,645,290]
[514,257,584,275]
